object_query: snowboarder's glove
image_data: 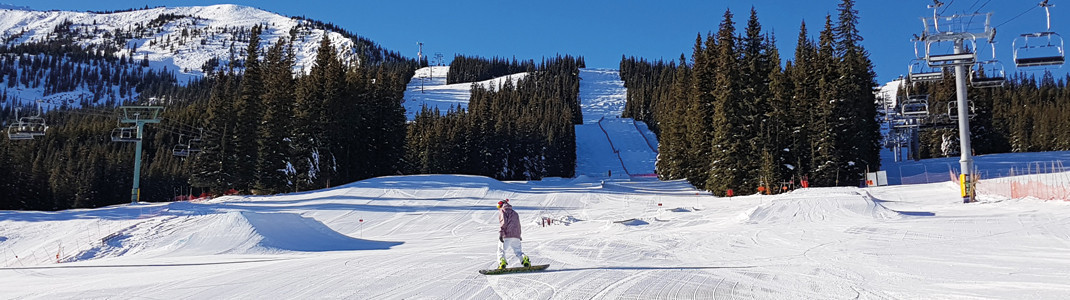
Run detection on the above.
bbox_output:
[499,236,504,242]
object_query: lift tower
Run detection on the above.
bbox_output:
[115,106,164,204]
[916,2,994,202]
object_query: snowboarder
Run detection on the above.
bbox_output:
[496,199,530,269]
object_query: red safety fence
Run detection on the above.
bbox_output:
[977,162,1070,201]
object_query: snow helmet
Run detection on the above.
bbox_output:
[497,199,509,209]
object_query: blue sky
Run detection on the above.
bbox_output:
[4,0,1068,83]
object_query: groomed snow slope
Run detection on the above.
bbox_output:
[575,68,658,178]
[2,69,1070,298]
[3,173,1070,298]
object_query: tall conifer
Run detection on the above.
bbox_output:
[255,37,295,194]
[232,25,264,192]
[706,9,745,195]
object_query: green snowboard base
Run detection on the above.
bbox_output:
[479,264,550,275]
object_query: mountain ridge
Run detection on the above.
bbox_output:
[0,4,408,104]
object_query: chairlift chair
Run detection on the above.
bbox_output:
[899,95,931,118]
[1013,1,1066,68]
[925,39,978,67]
[909,59,945,82]
[187,128,204,154]
[947,100,977,121]
[1014,32,1066,68]
[971,60,1007,88]
[6,124,33,140]
[172,134,202,157]
[17,116,47,136]
[111,127,140,142]
[172,144,191,157]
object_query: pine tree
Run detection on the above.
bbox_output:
[232,24,264,193]
[740,7,773,191]
[655,55,691,180]
[191,71,236,193]
[706,9,746,195]
[810,15,842,186]
[835,0,880,184]
[789,20,818,183]
[254,37,295,194]
[763,33,791,192]
[292,35,337,190]
[685,33,715,187]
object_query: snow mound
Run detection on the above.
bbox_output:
[743,188,902,224]
[346,174,517,191]
[68,210,400,262]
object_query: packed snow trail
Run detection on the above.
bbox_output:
[575,68,659,178]
[577,69,627,124]
[400,67,659,179]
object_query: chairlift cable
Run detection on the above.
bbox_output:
[974,0,993,13]
[939,0,957,15]
[995,5,1038,28]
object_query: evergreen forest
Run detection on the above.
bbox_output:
[906,72,1070,159]
[0,19,583,210]
[620,1,883,195]
[406,55,584,180]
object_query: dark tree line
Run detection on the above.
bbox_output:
[620,1,881,195]
[406,55,583,180]
[445,55,538,84]
[909,72,1070,158]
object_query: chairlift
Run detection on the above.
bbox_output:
[899,94,931,118]
[17,115,46,137]
[172,145,191,157]
[971,60,1007,88]
[1013,1,1066,68]
[925,39,978,67]
[172,134,202,157]
[947,100,977,121]
[5,106,40,140]
[909,59,945,82]
[1014,32,1066,68]
[111,127,140,142]
[6,125,33,140]
[970,42,1006,87]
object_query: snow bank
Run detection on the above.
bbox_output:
[744,188,901,224]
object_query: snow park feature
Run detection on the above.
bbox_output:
[1,65,1069,298]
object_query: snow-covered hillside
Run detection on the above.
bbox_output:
[3,68,1069,298]
[0,4,402,105]
[0,5,372,77]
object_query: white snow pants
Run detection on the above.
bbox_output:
[497,238,525,263]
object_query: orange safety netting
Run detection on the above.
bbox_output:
[977,172,1070,201]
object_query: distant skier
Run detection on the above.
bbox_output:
[496,199,531,269]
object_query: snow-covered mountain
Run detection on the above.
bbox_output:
[0,4,405,104]
[3,69,1069,297]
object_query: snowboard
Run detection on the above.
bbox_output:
[479,264,550,275]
